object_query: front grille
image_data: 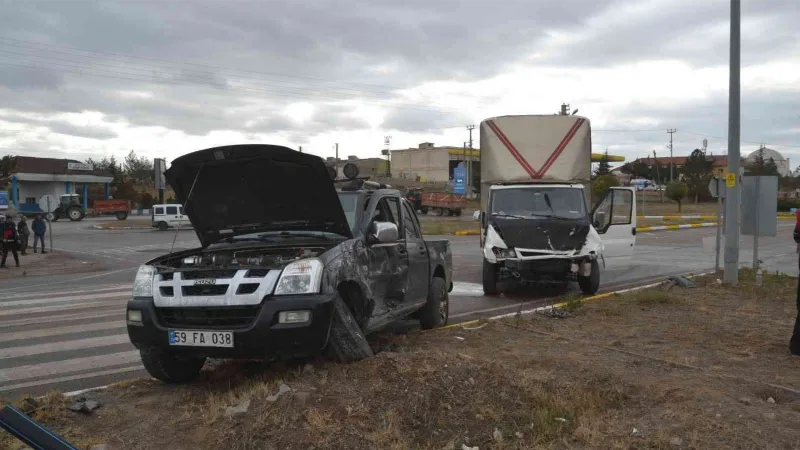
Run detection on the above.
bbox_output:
[182,285,229,296]
[246,269,270,278]
[160,286,174,296]
[161,273,174,281]
[181,270,237,280]
[236,283,259,295]
[157,306,261,329]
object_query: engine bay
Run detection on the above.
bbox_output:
[155,245,327,272]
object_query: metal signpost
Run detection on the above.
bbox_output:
[741,175,778,271]
[453,166,466,195]
[708,177,728,272]
[154,158,167,204]
[38,195,57,253]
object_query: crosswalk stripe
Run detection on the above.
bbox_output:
[0,310,121,329]
[0,351,141,384]
[0,334,131,359]
[0,321,126,342]
[0,299,126,317]
[0,291,130,307]
[0,365,144,393]
[0,285,130,301]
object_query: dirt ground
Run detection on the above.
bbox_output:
[3,269,800,449]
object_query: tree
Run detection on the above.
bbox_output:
[139,192,155,209]
[665,181,688,212]
[745,147,779,176]
[123,150,154,184]
[0,155,13,177]
[619,158,651,179]
[681,149,713,203]
[592,174,619,200]
[594,151,612,177]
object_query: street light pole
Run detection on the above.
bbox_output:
[724,0,742,284]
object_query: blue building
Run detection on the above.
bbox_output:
[4,156,114,214]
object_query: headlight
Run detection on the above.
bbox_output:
[132,265,155,297]
[274,258,323,295]
[493,247,517,259]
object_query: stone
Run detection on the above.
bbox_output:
[669,437,683,447]
[738,397,753,405]
[266,383,291,402]
[492,428,503,442]
[767,397,776,404]
[224,398,251,418]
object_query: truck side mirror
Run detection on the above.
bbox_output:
[593,211,607,229]
[480,211,486,227]
[368,221,398,244]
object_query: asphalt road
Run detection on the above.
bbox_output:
[1,217,796,399]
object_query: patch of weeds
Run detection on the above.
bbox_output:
[629,289,674,306]
[562,294,584,313]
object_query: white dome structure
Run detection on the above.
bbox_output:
[746,147,790,177]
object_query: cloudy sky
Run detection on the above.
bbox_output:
[0,0,798,169]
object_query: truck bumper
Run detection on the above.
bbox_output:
[499,257,591,282]
[126,294,336,360]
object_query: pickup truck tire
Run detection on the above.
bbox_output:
[578,259,600,295]
[115,211,128,220]
[139,349,206,383]
[327,295,374,363]
[157,221,169,231]
[419,277,449,329]
[482,259,499,295]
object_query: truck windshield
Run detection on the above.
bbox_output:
[338,192,359,231]
[491,188,587,219]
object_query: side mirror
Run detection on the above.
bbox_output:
[369,221,398,244]
[480,211,486,227]
[593,211,607,229]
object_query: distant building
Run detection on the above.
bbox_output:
[389,143,480,186]
[745,147,790,177]
[1,156,113,214]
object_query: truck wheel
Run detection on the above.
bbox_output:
[67,207,83,221]
[454,209,462,217]
[482,259,499,295]
[578,259,600,296]
[327,295,373,363]
[419,277,449,329]
[158,221,168,231]
[116,211,129,220]
[139,349,205,383]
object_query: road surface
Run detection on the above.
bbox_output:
[1,218,796,399]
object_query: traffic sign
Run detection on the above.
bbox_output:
[453,167,466,195]
[726,173,736,187]
[39,195,58,213]
[46,213,54,221]
[708,177,727,198]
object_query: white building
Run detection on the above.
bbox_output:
[745,147,790,177]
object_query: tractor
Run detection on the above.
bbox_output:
[49,194,86,222]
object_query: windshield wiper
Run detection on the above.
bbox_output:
[528,213,574,221]
[491,212,528,220]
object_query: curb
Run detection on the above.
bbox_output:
[637,222,717,232]
[92,225,152,230]
[439,271,715,331]
[455,230,480,236]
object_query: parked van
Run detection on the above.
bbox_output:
[151,204,189,231]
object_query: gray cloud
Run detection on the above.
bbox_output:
[382,108,470,133]
[0,112,118,140]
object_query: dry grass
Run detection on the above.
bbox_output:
[95,219,152,229]
[4,269,800,449]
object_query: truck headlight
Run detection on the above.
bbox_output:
[132,265,155,297]
[493,247,517,259]
[274,258,323,295]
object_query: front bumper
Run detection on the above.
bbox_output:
[498,256,592,281]
[126,293,336,360]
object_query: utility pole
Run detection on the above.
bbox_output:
[467,125,475,198]
[298,146,303,153]
[334,143,339,177]
[654,150,664,203]
[667,129,676,181]
[724,0,742,285]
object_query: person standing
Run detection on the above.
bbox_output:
[1,215,20,268]
[32,214,47,254]
[17,215,30,255]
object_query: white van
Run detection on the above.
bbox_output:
[151,204,190,231]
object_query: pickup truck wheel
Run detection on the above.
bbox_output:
[578,259,600,296]
[139,349,205,383]
[115,211,128,220]
[157,221,168,231]
[482,259,499,295]
[419,277,449,329]
[327,295,373,363]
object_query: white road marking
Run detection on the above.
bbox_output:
[0,321,126,342]
[0,334,131,359]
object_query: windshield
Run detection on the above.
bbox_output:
[338,192,359,231]
[490,187,587,219]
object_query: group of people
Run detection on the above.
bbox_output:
[0,214,48,268]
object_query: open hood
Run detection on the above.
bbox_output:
[490,216,590,252]
[166,144,352,247]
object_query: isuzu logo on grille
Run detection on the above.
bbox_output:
[194,279,217,285]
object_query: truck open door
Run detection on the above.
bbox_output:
[591,187,637,270]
